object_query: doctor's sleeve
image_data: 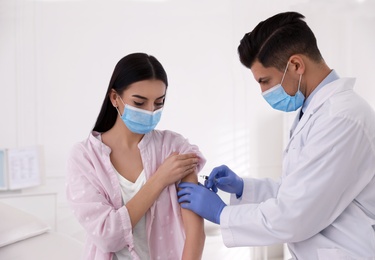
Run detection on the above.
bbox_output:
[229,177,280,205]
[220,113,375,247]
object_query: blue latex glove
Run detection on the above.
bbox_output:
[178,182,226,224]
[205,165,244,198]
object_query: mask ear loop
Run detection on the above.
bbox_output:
[297,74,302,93]
[280,61,290,84]
[114,94,126,117]
[115,106,122,117]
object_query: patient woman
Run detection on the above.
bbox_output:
[66,53,206,260]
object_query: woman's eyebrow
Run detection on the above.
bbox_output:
[132,94,147,100]
[132,94,165,100]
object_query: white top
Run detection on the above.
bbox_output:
[114,169,150,260]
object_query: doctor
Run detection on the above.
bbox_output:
[178,11,375,259]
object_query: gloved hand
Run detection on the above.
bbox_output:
[178,182,226,224]
[205,165,244,198]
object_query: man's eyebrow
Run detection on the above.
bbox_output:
[132,94,166,100]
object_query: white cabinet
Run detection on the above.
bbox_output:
[0,187,57,231]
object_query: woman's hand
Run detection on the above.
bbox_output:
[125,152,198,228]
[155,152,199,187]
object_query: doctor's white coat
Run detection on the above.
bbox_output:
[220,78,375,260]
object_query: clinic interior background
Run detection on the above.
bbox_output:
[1,0,375,259]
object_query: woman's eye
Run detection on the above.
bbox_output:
[155,98,165,107]
[133,101,144,106]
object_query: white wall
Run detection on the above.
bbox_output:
[0,0,298,180]
[1,0,375,258]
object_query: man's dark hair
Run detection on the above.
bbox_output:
[238,11,323,71]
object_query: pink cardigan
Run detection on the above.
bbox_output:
[66,130,206,260]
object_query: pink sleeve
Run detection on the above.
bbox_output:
[163,131,206,173]
[65,143,134,253]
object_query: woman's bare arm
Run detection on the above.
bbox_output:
[180,171,205,260]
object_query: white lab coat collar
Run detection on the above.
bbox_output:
[289,77,356,139]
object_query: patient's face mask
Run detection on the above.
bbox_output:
[116,96,162,134]
[262,62,304,112]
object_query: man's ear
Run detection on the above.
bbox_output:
[289,54,305,76]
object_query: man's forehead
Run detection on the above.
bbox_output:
[250,61,269,82]
[250,61,277,81]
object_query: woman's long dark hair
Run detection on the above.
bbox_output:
[93,53,168,132]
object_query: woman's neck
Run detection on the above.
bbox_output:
[101,119,144,150]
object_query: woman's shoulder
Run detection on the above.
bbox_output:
[151,130,206,171]
[151,129,185,140]
[68,137,90,162]
[150,129,199,151]
[69,132,107,157]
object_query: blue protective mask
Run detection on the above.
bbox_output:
[262,62,304,112]
[116,97,162,134]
